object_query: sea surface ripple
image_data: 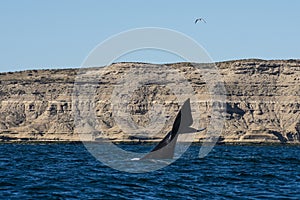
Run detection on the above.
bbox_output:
[0,144,299,199]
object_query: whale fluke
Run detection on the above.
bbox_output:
[141,98,205,160]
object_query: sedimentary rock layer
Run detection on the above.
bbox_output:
[0,59,299,143]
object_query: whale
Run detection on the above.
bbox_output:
[140,98,205,160]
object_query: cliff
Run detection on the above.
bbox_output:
[0,59,299,143]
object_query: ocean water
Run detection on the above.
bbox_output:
[0,143,299,199]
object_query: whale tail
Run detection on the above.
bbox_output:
[141,98,205,160]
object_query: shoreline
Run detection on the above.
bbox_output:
[1,140,299,146]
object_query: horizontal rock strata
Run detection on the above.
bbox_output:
[0,59,299,143]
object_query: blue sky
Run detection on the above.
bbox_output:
[0,0,299,72]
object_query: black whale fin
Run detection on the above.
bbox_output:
[141,98,199,160]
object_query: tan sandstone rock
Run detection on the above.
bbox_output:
[0,59,299,143]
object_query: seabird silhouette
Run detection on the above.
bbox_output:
[195,18,206,24]
[140,98,205,160]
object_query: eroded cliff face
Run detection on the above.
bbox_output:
[0,59,299,143]
[219,60,300,143]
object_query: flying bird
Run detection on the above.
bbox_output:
[195,18,206,24]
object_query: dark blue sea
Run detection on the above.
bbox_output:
[0,143,299,199]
